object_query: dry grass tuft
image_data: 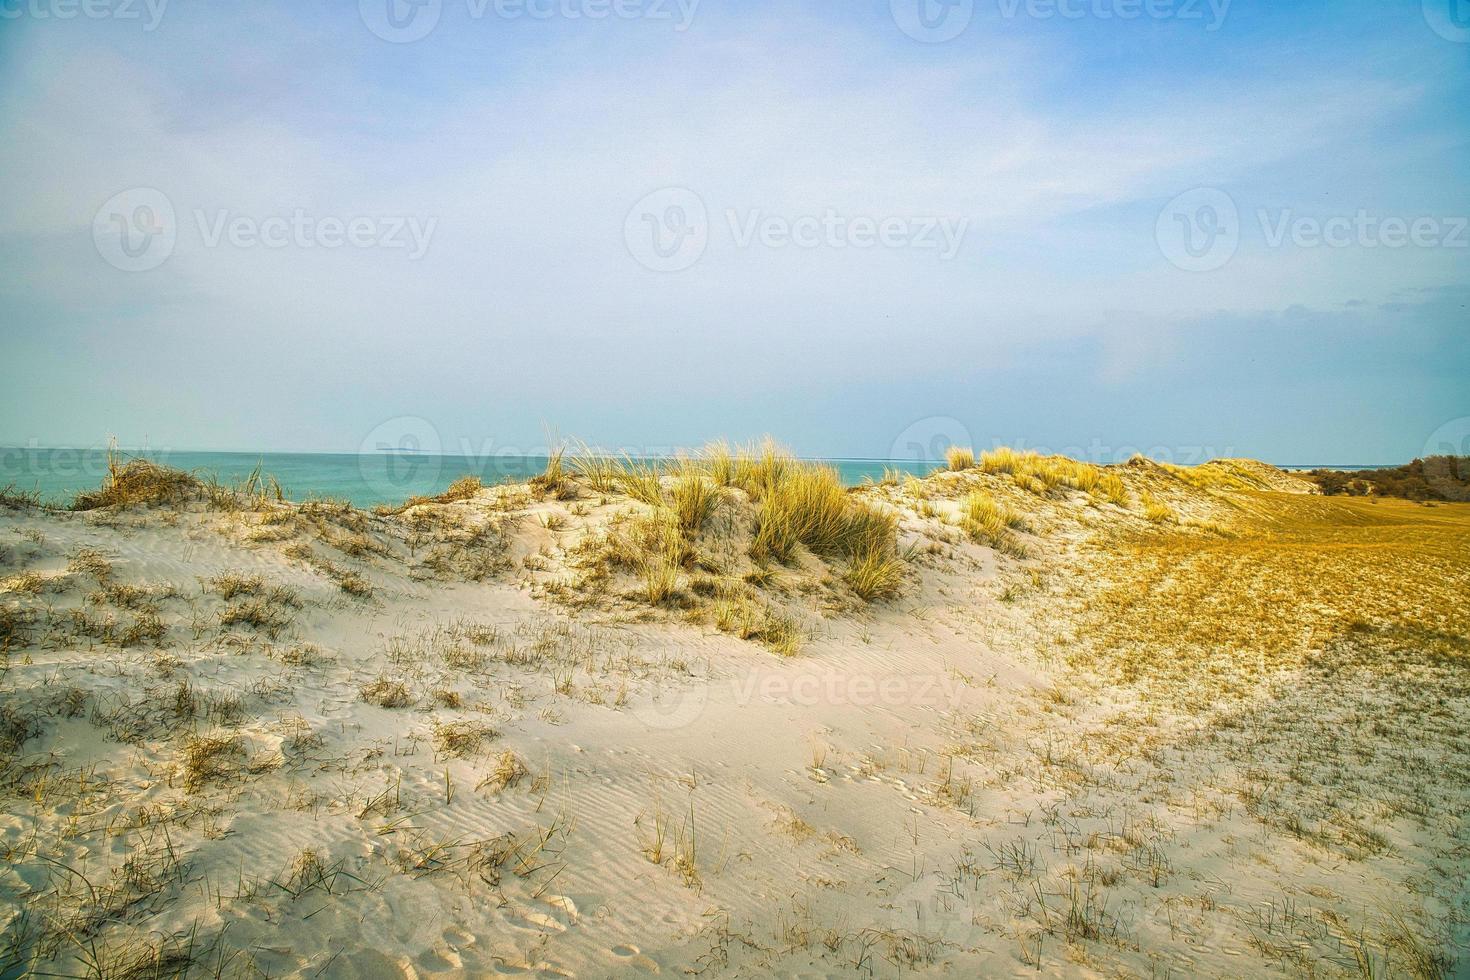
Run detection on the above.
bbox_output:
[530,447,578,500]
[219,597,295,638]
[844,544,905,601]
[747,460,896,565]
[946,446,975,471]
[960,492,1028,556]
[0,483,42,509]
[671,472,720,538]
[390,474,485,512]
[72,450,201,511]
[714,597,802,656]
[359,675,414,708]
[1141,493,1177,524]
[181,732,245,791]
[433,720,497,759]
[478,750,529,792]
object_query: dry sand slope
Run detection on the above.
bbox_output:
[1,452,1467,978]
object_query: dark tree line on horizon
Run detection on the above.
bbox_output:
[1306,456,1470,502]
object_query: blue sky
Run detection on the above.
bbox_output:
[1,0,1466,464]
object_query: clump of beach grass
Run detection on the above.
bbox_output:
[960,491,1028,556]
[946,446,975,471]
[478,750,529,792]
[433,720,497,759]
[181,732,245,792]
[0,484,41,510]
[671,472,719,538]
[844,543,905,601]
[978,447,1111,498]
[530,446,577,500]
[745,460,896,566]
[714,597,801,656]
[1142,493,1177,524]
[360,676,414,708]
[72,452,201,511]
[388,474,485,513]
[619,455,667,507]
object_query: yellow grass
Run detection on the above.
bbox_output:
[670,473,719,538]
[959,492,1027,556]
[946,446,975,471]
[1062,495,1470,707]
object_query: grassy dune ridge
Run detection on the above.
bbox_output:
[0,438,1466,977]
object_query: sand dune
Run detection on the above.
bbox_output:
[1,450,1466,977]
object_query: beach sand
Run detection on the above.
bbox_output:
[1,451,1466,977]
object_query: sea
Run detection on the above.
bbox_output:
[0,447,1392,511]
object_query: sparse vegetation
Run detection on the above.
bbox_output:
[359,675,413,707]
[959,491,1027,556]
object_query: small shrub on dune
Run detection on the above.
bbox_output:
[72,456,201,511]
[946,446,975,471]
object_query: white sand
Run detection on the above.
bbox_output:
[1,465,1465,977]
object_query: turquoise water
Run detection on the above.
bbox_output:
[0,447,940,510]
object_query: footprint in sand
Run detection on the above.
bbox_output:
[508,894,580,933]
[491,959,575,977]
[416,947,462,973]
[610,944,660,973]
[442,925,475,948]
[508,910,568,933]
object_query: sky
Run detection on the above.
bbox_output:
[0,0,1467,465]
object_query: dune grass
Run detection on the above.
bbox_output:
[946,446,975,471]
[1141,492,1177,524]
[570,438,901,594]
[670,472,719,538]
[0,484,41,510]
[741,456,897,567]
[960,491,1028,556]
[390,474,484,512]
[72,455,201,511]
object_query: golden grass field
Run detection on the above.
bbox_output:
[0,445,1466,977]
